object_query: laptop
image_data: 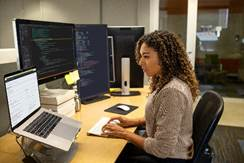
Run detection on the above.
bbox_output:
[4,67,81,151]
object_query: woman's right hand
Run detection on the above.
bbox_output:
[108,116,138,128]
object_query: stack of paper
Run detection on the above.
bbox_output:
[40,89,76,117]
[40,89,75,105]
[42,99,76,117]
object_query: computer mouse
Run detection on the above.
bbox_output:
[109,119,120,124]
[117,105,130,111]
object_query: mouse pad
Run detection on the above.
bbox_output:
[104,103,138,115]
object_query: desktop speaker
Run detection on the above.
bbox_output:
[110,57,141,96]
[121,57,130,95]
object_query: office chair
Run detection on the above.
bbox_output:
[192,90,224,163]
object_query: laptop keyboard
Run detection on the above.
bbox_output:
[24,112,61,138]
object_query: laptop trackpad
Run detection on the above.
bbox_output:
[52,122,78,140]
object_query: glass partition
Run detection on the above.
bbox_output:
[159,0,188,44]
[195,0,244,97]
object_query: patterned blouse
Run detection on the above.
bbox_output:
[144,77,194,159]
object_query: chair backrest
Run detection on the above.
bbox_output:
[192,90,224,163]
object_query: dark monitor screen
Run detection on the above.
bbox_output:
[75,24,110,101]
[13,19,77,84]
[108,26,144,88]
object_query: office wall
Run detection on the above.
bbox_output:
[0,62,17,136]
[40,0,100,23]
[137,0,150,34]
[0,0,101,48]
[0,0,153,48]
[101,0,137,26]
[0,0,38,48]
[0,49,17,64]
[0,49,17,136]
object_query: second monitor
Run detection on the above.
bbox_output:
[75,24,110,103]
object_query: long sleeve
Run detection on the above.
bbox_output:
[144,88,186,158]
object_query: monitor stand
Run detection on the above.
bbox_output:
[110,90,141,96]
[80,94,110,105]
[110,58,141,96]
[21,136,77,163]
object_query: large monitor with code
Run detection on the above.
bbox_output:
[13,19,77,84]
[75,24,110,103]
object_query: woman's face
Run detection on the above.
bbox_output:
[139,43,161,77]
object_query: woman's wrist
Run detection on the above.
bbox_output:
[123,130,133,141]
[136,118,145,126]
[125,118,144,127]
[122,130,145,149]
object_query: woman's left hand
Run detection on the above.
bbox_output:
[101,123,128,139]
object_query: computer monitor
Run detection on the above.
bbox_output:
[75,24,110,103]
[13,19,77,84]
[108,26,144,96]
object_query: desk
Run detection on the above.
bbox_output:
[0,88,148,163]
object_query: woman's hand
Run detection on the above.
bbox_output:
[108,116,142,128]
[102,122,145,149]
[101,123,129,139]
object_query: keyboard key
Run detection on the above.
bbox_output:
[24,112,61,138]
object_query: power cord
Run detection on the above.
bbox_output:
[15,136,39,163]
[16,135,27,157]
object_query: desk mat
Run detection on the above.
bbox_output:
[104,103,138,115]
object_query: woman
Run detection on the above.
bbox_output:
[102,31,199,163]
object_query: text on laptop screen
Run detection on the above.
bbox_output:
[5,70,40,128]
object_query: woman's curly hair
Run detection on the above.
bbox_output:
[135,31,199,101]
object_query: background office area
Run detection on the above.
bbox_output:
[0,0,244,163]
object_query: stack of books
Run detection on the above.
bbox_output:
[40,89,76,117]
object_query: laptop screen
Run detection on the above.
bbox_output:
[4,68,41,129]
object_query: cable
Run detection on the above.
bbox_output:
[15,136,41,163]
[15,135,27,157]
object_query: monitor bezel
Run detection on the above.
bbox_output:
[4,67,41,130]
[75,24,110,102]
[13,18,77,85]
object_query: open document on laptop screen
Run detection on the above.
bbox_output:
[5,69,40,128]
